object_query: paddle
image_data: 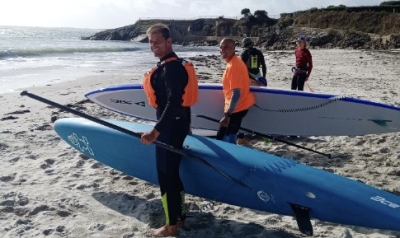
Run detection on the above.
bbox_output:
[195,114,332,159]
[20,91,250,189]
[306,81,314,92]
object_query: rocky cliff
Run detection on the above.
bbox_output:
[81,5,400,50]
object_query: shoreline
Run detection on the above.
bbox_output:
[1,49,400,237]
[1,48,399,97]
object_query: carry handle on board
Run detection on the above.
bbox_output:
[20,91,250,189]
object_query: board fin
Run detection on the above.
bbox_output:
[289,203,313,236]
[369,119,392,127]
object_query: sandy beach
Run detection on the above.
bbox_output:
[1,49,400,237]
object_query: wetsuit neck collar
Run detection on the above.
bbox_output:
[159,52,177,62]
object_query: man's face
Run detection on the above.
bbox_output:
[219,40,235,60]
[148,33,172,58]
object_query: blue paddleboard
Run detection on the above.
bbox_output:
[53,117,400,234]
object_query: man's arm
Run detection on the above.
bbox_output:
[259,50,267,78]
[239,50,248,63]
[307,50,313,78]
[226,88,241,114]
[220,88,241,127]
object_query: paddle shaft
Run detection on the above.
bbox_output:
[196,114,331,159]
[306,81,314,92]
[20,91,250,189]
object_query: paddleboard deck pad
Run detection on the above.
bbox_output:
[85,83,400,136]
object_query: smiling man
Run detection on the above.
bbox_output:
[217,38,255,144]
[141,23,198,237]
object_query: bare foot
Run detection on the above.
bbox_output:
[152,225,177,237]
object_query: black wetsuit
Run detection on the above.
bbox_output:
[240,47,267,78]
[151,52,190,225]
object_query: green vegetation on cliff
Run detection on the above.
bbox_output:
[290,6,400,34]
[82,2,400,49]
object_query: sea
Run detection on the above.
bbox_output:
[0,26,218,94]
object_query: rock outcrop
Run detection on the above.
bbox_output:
[81,6,400,50]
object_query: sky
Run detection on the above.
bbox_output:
[0,0,387,29]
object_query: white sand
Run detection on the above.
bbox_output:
[1,49,400,237]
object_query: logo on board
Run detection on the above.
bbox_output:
[135,101,146,107]
[110,99,132,105]
[370,196,400,209]
[257,190,275,203]
[68,133,94,156]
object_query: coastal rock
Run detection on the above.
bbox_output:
[131,34,148,43]
[81,26,142,41]
[80,6,400,50]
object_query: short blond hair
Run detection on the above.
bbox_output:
[146,23,171,39]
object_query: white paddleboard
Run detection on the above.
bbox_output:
[85,83,400,136]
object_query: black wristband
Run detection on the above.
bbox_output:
[224,112,231,117]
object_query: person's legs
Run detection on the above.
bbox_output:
[154,119,189,236]
[227,110,248,133]
[291,74,298,90]
[216,126,227,141]
[297,74,306,91]
[226,110,248,144]
[217,110,248,144]
[220,134,238,144]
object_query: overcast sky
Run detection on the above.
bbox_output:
[0,0,386,29]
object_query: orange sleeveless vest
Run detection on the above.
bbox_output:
[142,57,198,108]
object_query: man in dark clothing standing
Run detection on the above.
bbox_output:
[141,23,197,237]
[291,35,313,91]
[240,37,267,86]
[237,37,266,145]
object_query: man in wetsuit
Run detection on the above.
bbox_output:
[240,37,267,86]
[141,23,195,237]
[292,35,313,91]
[217,38,255,144]
[237,37,267,145]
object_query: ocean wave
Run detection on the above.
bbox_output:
[0,47,142,59]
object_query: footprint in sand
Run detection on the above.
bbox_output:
[29,204,54,216]
[0,142,9,150]
[0,173,16,182]
[0,115,18,121]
